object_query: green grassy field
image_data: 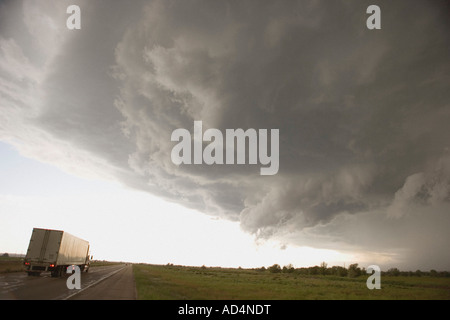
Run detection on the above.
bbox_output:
[133,264,450,300]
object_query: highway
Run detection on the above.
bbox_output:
[0,264,136,300]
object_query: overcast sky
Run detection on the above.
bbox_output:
[1,0,449,271]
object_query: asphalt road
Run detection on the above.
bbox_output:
[0,264,136,300]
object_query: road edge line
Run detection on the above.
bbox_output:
[62,265,127,300]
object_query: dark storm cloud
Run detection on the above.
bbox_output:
[1,0,449,269]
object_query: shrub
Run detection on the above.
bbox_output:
[348,263,362,278]
[282,264,295,273]
[268,264,281,273]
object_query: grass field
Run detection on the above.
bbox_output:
[3,257,449,299]
[133,264,450,300]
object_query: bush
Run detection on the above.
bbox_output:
[268,264,281,273]
[387,268,400,276]
[308,266,320,275]
[330,266,348,277]
[282,264,294,273]
[257,266,266,272]
[348,263,362,278]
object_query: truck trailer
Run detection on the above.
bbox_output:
[24,228,91,277]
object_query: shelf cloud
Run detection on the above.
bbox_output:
[1,0,449,269]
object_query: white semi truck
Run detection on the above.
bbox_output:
[24,228,91,277]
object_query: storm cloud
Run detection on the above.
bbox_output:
[1,0,449,269]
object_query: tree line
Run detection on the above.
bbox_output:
[257,262,450,278]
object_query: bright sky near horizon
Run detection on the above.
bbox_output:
[0,141,356,268]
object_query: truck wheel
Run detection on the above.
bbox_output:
[51,267,63,277]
